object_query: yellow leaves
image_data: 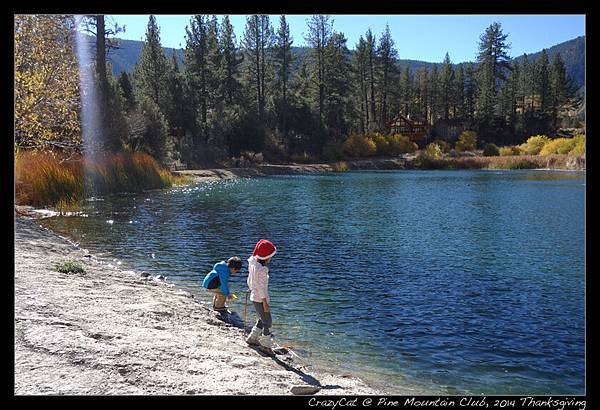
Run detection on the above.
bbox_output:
[15,15,81,147]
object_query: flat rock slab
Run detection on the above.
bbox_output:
[290,385,322,395]
[14,218,386,395]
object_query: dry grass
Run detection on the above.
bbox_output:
[15,150,183,209]
[439,154,585,170]
[332,161,349,172]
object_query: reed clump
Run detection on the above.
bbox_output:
[15,149,182,209]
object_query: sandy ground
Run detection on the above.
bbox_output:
[14,217,383,395]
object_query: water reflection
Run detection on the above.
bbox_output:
[37,170,585,395]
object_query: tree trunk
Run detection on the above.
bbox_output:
[95,15,110,150]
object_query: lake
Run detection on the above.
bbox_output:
[38,170,586,395]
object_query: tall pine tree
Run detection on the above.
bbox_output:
[133,15,171,117]
[273,15,294,133]
[376,24,399,130]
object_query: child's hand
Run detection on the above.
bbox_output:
[228,294,237,301]
[262,300,269,312]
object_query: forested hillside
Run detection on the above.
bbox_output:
[104,35,585,92]
[17,15,584,172]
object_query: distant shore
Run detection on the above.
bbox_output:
[14,217,385,395]
[175,154,585,183]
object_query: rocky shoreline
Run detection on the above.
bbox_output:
[14,217,386,395]
[174,155,584,183]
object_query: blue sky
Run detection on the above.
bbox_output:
[106,15,585,63]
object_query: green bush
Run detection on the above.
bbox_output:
[432,139,451,153]
[55,260,85,274]
[322,140,345,161]
[518,135,551,155]
[342,133,377,157]
[539,137,577,155]
[292,151,312,163]
[135,97,172,165]
[455,130,478,152]
[369,132,390,156]
[414,150,446,169]
[499,146,521,156]
[569,135,585,156]
[483,143,500,157]
[387,134,418,155]
[425,143,444,160]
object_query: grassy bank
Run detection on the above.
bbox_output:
[15,150,188,210]
[413,154,585,170]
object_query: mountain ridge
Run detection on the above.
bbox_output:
[102,35,585,91]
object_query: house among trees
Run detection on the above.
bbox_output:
[432,118,469,142]
[388,114,431,146]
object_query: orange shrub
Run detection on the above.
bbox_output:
[15,149,177,209]
[342,133,377,157]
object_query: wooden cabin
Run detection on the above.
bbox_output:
[432,118,468,142]
[388,114,431,146]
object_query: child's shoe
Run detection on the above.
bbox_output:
[258,334,273,349]
[246,326,261,346]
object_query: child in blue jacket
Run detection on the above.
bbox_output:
[202,256,242,311]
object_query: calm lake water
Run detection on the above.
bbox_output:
[38,170,585,395]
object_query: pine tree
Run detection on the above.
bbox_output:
[219,15,241,105]
[365,29,377,131]
[464,63,476,121]
[167,50,185,139]
[118,71,136,112]
[476,22,511,93]
[415,67,429,122]
[134,15,171,118]
[439,53,454,120]
[399,65,413,118]
[184,15,209,130]
[428,65,440,124]
[86,15,126,152]
[475,62,495,127]
[536,49,551,114]
[517,55,530,116]
[305,15,333,125]
[498,61,518,142]
[549,52,578,131]
[273,15,294,133]
[528,55,537,112]
[242,15,274,122]
[353,36,370,132]
[104,66,127,152]
[376,24,399,130]
[292,59,312,107]
[95,15,110,147]
[323,31,352,141]
[206,15,222,109]
[452,63,465,118]
[475,22,511,138]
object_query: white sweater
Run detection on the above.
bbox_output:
[247,256,269,303]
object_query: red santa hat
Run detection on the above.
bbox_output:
[252,239,277,260]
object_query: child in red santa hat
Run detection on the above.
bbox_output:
[245,239,277,348]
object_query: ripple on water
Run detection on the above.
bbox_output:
[37,170,585,394]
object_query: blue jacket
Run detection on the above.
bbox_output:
[202,261,231,296]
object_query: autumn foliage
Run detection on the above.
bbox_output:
[15,15,81,148]
[15,150,180,209]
